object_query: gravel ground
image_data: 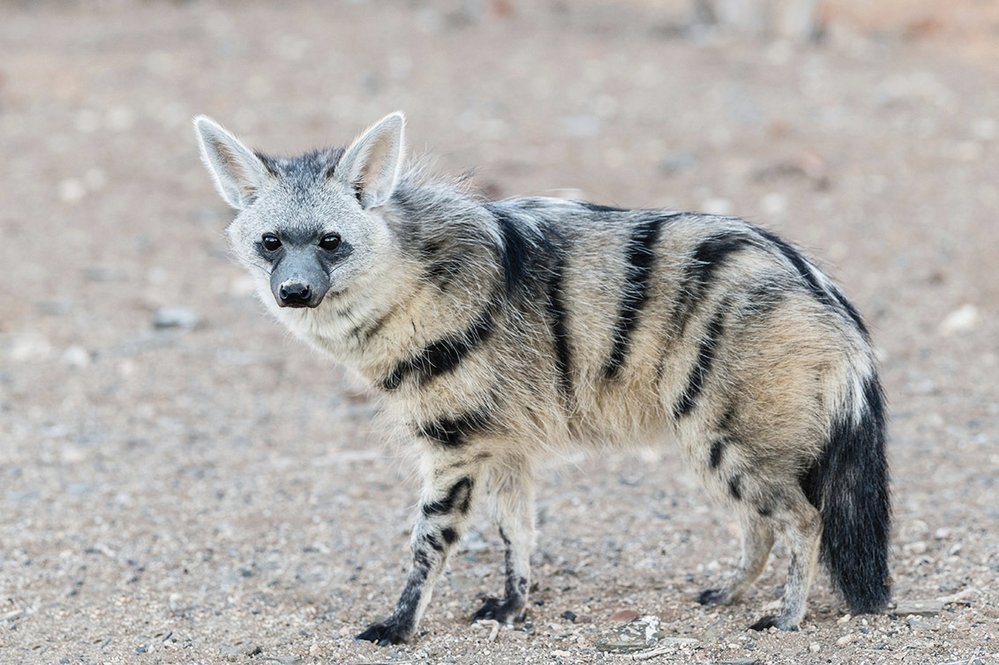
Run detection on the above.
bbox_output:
[1,1,997,663]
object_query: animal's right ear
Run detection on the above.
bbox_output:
[193,116,272,209]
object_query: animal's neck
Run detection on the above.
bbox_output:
[301,180,502,391]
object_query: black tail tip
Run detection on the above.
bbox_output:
[843,577,892,615]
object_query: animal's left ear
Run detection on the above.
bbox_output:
[334,112,405,209]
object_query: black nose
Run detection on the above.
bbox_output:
[278,282,312,307]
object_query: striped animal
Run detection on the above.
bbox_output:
[194,112,891,645]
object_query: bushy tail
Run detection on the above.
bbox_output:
[802,372,891,613]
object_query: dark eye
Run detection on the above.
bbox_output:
[319,233,342,251]
[261,233,281,251]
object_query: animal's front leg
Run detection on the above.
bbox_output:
[472,462,535,624]
[357,467,479,645]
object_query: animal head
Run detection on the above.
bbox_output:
[193,112,406,309]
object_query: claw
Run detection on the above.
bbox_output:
[356,619,411,645]
[697,588,728,606]
[471,596,524,624]
[748,615,799,631]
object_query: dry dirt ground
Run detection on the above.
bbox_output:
[1,1,997,664]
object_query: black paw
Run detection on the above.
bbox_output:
[471,596,525,624]
[697,588,729,606]
[356,619,412,646]
[748,615,799,631]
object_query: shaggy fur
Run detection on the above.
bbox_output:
[194,112,891,645]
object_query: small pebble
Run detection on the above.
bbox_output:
[58,178,87,203]
[892,600,944,617]
[609,609,639,622]
[61,345,91,367]
[153,306,202,330]
[938,304,979,335]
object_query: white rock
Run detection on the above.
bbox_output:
[938,304,978,335]
[61,345,91,367]
[58,178,87,204]
[153,307,201,330]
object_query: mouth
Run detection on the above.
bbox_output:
[277,292,327,309]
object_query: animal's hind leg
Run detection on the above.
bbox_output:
[471,460,535,624]
[699,512,774,606]
[748,491,821,631]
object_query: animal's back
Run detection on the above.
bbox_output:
[481,198,872,460]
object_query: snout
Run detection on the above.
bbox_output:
[269,250,333,309]
[275,280,324,308]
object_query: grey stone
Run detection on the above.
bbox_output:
[152,307,202,330]
[892,600,944,617]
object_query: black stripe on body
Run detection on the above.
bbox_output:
[728,474,743,500]
[421,239,465,291]
[709,407,737,468]
[416,409,493,448]
[547,250,574,403]
[440,527,459,545]
[740,279,788,319]
[709,439,726,469]
[577,201,629,214]
[422,477,474,517]
[381,308,495,391]
[486,205,539,295]
[756,228,833,306]
[754,226,870,338]
[673,233,756,337]
[363,305,398,340]
[349,304,399,342]
[831,287,871,338]
[604,216,666,379]
[673,301,729,418]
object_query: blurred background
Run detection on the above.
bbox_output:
[1,1,997,663]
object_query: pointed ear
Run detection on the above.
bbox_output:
[193,115,272,209]
[335,112,405,209]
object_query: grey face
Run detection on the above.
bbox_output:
[194,112,406,314]
[258,229,352,308]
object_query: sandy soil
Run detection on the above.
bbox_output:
[1,1,997,663]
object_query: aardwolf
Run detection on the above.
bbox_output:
[194,112,890,645]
